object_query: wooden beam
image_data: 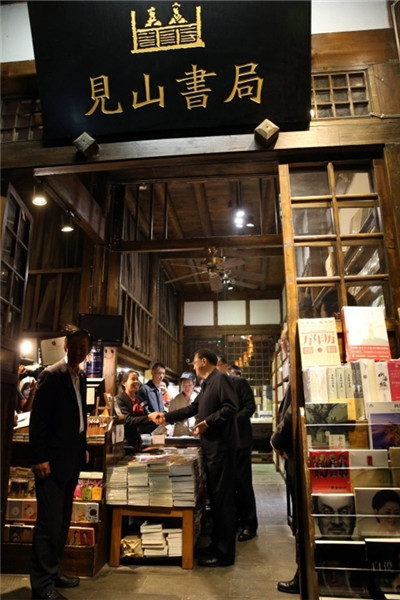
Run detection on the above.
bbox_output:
[116,234,283,253]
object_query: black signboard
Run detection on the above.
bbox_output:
[28,1,311,145]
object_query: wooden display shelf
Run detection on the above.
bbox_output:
[109,505,195,569]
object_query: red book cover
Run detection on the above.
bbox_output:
[388,360,400,401]
[309,450,350,493]
[341,306,391,362]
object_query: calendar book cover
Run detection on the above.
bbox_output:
[298,318,341,368]
[312,492,356,539]
[366,401,400,449]
[341,306,391,362]
[305,402,349,449]
[355,487,400,537]
[309,450,350,493]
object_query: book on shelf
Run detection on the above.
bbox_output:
[355,487,400,537]
[388,360,400,401]
[366,401,400,449]
[312,492,356,539]
[366,538,400,599]
[348,420,370,449]
[341,306,391,362]
[317,569,371,599]
[348,449,391,490]
[303,367,328,403]
[309,450,350,493]
[6,498,37,521]
[314,539,366,568]
[389,447,400,487]
[305,402,349,449]
[66,526,95,546]
[356,358,379,403]
[4,523,34,543]
[375,361,393,402]
[298,318,341,368]
[350,361,367,420]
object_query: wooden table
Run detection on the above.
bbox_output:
[109,504,195,569]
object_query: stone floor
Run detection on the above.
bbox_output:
[1,463,299,600]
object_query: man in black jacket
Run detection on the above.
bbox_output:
[29,329,92,600]
[161,348,239,566]
[217,356,258,541]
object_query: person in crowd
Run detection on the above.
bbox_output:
[314,494,356,538]
[17,376,36,413]
[114,370,161,450]
[29,329,91,600]
[217,355,258,542]
[159,379,172,410]
[270,384,300,594]
[372,489,400,535]
[137,362,166,413]
[227,363,242,377]
[157,348,238,566]
[168,372,197,436]
[319,289,357,318]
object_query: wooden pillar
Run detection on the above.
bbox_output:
[149,254,160,361]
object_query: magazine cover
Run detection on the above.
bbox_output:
[298,318,341,368]
[349,449,391,490]
[366,538,400,599]
[309,450,350,493]
[305,402,349,449]
[355,487,400,537]
[312,493,356,539]
[366,402,400,449]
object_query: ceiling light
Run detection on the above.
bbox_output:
[32,184,47,206]
[246,215,255,227]
[61,212,75,232]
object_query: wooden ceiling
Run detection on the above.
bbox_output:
[108,170,285,300]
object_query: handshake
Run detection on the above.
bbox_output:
[148,412,166,425]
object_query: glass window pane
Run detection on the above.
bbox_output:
[2,230,15,264]
[335,168,375,194]
[342,243,385,276]
[295,245,336,278]
[12,274,24,308]
[293,207,334,236]
[339,206,380,234]
[347,284,391,316]
[1,264,11,298]
[6,198,18,231]
[290,169,330,197]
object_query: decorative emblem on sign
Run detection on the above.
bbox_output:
[131,3,205,53]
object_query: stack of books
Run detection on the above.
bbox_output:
[147,457,173,507]
[170,455,199,507]
[165,527,182,556]
[106,461,128,504]
[140,520,168,557]
[127,460,149,506]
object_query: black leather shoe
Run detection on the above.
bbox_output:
[238,527,257,542]
[54,575,80,588]
[197,556,234,567]
[32,589,68,600]
[277,577,300,594]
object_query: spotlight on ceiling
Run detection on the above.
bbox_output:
[32,184,47,206]
[61,212,75,233]
[246,215,255,228]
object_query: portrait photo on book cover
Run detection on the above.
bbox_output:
[312,493,356,539]
[355,487,400,537]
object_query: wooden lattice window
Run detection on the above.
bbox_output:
[1,98,43,142]
[311,71,370,119]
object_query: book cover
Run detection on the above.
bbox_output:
[357,358,379,403]
[335,366,346,400]
[355,487,400,537]
[367,402,400,449]
[348,420,370,449]
[375,361,393,402]
[305,402,349,449]
[366,538,400,599]
[342,306,391,362]
[317,569,371,598]
[350,362,367,420]
[298,318,341,368]
[312,492,356,539]
[388,360,400,402]
[390,448,400,487]
[302,367,328,403]
[315,539,366,568]
[349,449,391,490]
[327,367,338,400]
[6,499,37,521]
[67,526,95,546]
[309,450,350,493]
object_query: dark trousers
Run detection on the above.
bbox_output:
[31,474,77,593]
[235,447,258,531]
[203,447,237,563]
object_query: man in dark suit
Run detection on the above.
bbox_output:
[29,329,92,600]
[136,361,166,414]
[162,348,239,566]
[217,357,258,541]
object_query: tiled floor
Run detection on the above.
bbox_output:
[1,463,300,600]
